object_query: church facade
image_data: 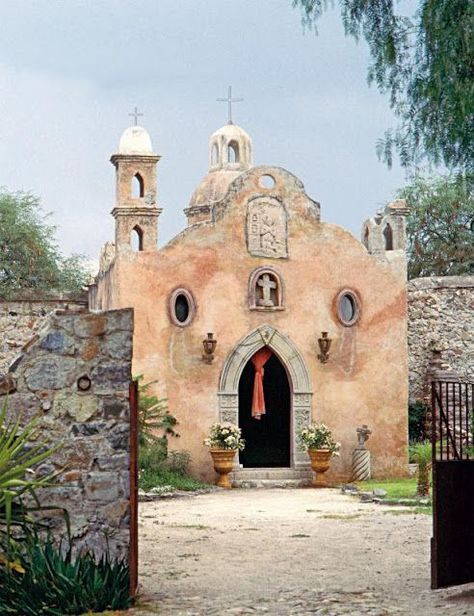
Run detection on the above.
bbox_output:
[90,119,409,482]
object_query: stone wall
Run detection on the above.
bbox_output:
[0,307,133,559]
[407,276,474,401]
[0,296,87,375]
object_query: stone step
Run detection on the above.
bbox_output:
[231,467,313,488]
[231,467,312,480]
[233,478,311,489]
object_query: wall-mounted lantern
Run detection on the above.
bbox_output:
[202,333,217,364]
[317,332,332,364]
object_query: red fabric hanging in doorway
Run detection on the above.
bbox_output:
[251,347,273,420]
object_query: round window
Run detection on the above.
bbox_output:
[175,294,189,323]
[169,288,195,327]
[336,291,360,326]
[259,174,276,189]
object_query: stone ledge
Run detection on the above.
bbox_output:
[408,276,474,290]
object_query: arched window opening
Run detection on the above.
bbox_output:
[131,173,145,198]
[383,223,393,251]
[228,141,239,163]
[131,225,144,251]
[363,226,369,249]
[211,143,219,166]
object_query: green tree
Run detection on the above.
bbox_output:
[293,1,474,172]
[399,173,474,278]
[0,189,88,298]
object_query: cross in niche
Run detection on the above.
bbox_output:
[257,274,276,307]
[128,106,143,126]
[216,86,243,125]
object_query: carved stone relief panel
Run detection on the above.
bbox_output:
[246,198,288,259]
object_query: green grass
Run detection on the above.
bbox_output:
[356,477,432,514]
[383,507,432,516]
[356,477,422,499]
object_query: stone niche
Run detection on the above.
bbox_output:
[0,307,133,560]
[246,196,288,259]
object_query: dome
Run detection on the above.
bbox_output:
[210,122,251,143]
[118,125,153,155]
[188,169,241,208]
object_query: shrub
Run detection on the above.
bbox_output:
[135,375,178,450]
[409,400,429,442]
[411,441,432,497]
[139,445,206,492]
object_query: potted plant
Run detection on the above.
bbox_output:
[204,423,245,488]
[298,423,340,487]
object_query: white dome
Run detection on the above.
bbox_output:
[118,125,153,155]
[210,123,251,143]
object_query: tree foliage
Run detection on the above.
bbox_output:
[399,173,473,278]
[0,189,88,299]
[293,0,474,172]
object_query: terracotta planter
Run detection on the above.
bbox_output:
[209,449,237,488]
[308,449,332,488]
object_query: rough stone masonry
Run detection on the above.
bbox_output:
[0,307,133,559]
[407,276,474,401]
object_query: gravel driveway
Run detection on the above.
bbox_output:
[136,488,474,615]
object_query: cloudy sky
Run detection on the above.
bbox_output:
[0,0,413,261]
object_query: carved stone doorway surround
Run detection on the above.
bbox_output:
[218,325,313,468]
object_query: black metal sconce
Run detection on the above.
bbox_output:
[317,332,332,364]
[202,333,217,364]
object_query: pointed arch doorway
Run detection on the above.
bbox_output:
[218,325,313,469]
[239,351,291,467]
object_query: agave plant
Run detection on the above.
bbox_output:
[0,529,131,615]
[0,396,61,564]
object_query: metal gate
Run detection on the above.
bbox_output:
[129,380,139,598]
[431,380,474,589]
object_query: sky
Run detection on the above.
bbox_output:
[0,0,413,262]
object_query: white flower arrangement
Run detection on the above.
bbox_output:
[298,423,340,456]
[204,423,245,451]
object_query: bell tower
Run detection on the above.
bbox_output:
[110,115,162,252]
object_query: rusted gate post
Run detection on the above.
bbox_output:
[129,379,139,598]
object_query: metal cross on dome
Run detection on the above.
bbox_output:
[216,86,243,125]
[128,106,143,126]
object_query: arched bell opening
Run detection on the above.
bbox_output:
[131,173,145,198]
[227,140,239,163]
[131,225,144,251]
[383,223,394,251]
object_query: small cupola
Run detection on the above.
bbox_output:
[110,111,162,252]
[208,123,253,173]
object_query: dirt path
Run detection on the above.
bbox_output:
[136,489,474,615]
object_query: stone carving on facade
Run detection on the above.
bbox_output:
[249,267,284,311]
[246,198,288,258]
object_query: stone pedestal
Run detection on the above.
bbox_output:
[351,448,371,482]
